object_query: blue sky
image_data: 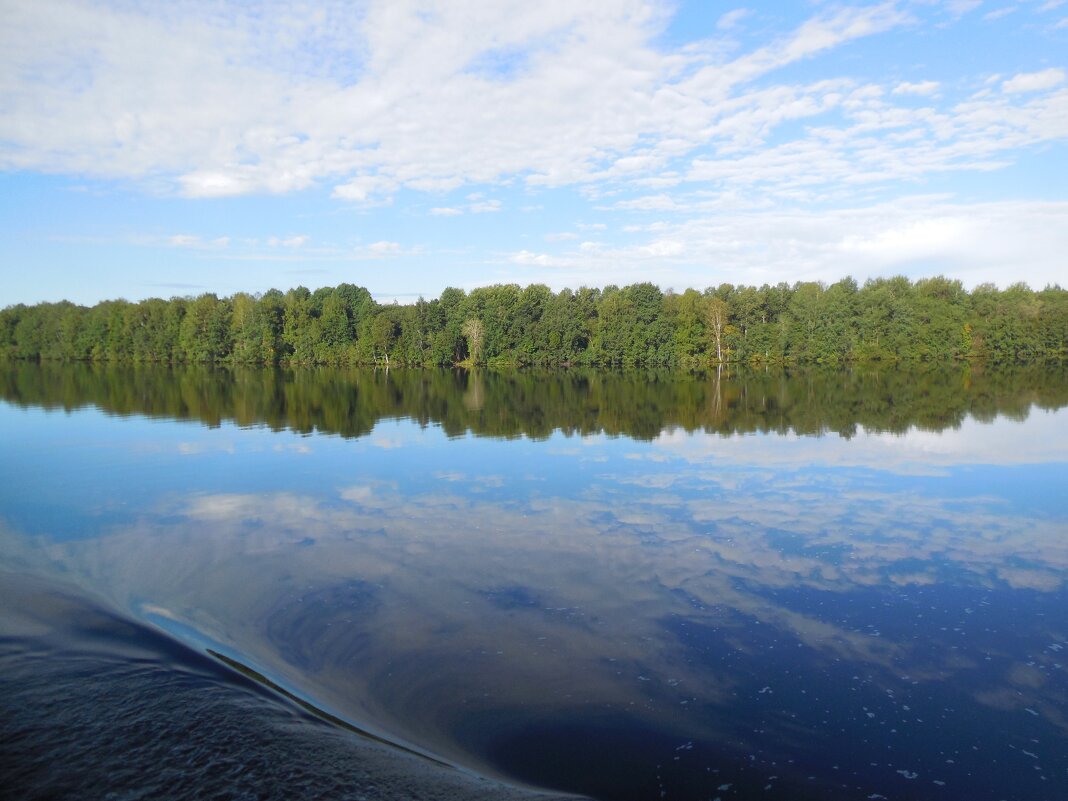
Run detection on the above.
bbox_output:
[1,0,1066,307]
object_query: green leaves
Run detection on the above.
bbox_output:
[3,277,1066,367]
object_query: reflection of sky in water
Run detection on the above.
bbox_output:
[2,402,1067,800]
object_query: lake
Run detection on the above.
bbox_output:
[1,362,1067,801]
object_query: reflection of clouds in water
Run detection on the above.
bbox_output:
[432,472,506,488]
[177,441,236,456]
[624,452,670,462]
[434,471,466,482]
[173,474,1068,609]
[338,483,399,510]
[687,485,1066,591]
[590,439,1067,599]
[16,459,1065,746]
[272,442,312,454]
[652,410,1068,473]
[340,484,376,504]
[7,394,1068,768]
[186,492,358,531]
[997,566,1063,591]
[617,473,680,490]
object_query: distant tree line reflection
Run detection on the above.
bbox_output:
[2,362,1064,441]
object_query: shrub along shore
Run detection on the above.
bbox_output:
[3,277,1065,367]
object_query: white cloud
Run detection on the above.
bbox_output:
[332,175,399,203]
[368,240,401,254]
[892,80,940,96]
[510,250,562,267]
[168,234,229,249]
[2,0,1056,218]
[635,239,685,257]
[267,235,309,248]
[469,199,502,213]
[505,198,1068,290]
[431,199,502,215]
[0,1,917,201]
[839,216,970,260]
[1002,68,1066,93]
[2,0,1066,296]
[615,194,684,211]
[983,6,1018,21]
[675,77,1068,199]
[717,8,750,31]
[179,172,262,198]
[946,0,982,15]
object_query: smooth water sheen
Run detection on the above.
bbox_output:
[2,363,1067,801]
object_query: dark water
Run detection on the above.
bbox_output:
[2,362,1067,800]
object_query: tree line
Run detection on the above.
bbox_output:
[3,361,1064,442]
[2,277,1065,367]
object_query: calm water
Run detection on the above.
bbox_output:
[2,363,1067,801]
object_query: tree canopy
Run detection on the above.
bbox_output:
[2,277,1065,367]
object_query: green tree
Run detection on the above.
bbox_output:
[702,295,729,364]
[462,318,485,364]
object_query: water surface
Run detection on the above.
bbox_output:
[2,363,1067,800]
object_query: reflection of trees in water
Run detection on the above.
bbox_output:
[709,365,723,423]
[1,361,1066,441]
[462,370,484,412]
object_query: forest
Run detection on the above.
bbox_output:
[2,276,1065,367]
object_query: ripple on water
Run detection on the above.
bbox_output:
[0,574,576,801]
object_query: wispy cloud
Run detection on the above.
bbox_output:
[469,199,502,214]
[717,8,750,31]
[892,80,940,96]
[983,6,1019,21]
[2,0,1066,298]
[267,235,309,248]
[0,1,924,204]
[505,198,1068,289]
[168,234,229,249]
[367,240,401,255]
[2,2,1060,214]
[1002,68,1066,93]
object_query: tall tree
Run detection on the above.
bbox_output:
[462,318,485,364]
[703,295,729,364]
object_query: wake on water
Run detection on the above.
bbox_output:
[0,573,575,801]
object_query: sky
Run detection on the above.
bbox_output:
[1,0,1066,307]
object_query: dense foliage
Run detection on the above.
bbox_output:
[3,361,1064,442]
[2,277,1065,367]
